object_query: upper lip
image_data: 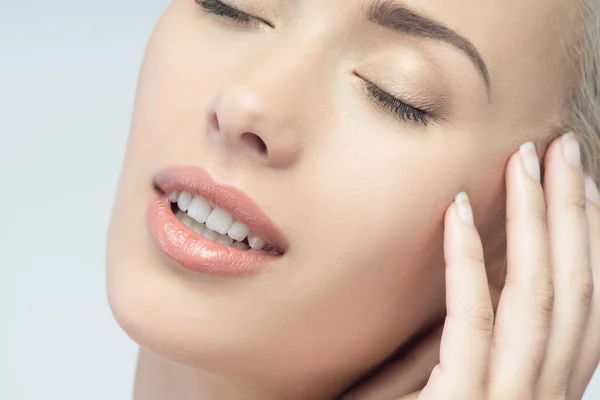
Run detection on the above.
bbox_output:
[153,166,288,252]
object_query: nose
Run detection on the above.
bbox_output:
[205,50,314,168]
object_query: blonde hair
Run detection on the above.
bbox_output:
[569,0,600,182]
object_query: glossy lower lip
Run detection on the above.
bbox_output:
[146,166,287,275]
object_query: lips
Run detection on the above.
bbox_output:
[146,166,287,275]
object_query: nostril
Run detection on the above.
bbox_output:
[241,132,268,155]
[208,112,220,132]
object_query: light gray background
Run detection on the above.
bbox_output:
[0,1,598,399]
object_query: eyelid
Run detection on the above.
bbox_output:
[355,72,425,110]
[201,0,275,28]
[354,72,431,125]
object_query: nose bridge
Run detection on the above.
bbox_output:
[209,33,328,167]
[229,33,326,123]
[244,27,330,100]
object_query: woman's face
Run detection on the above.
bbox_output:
[107,0,574,397]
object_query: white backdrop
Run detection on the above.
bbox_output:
[0,0,598,399]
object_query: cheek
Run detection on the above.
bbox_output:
[286,117,510,343]
[265,131,456,363]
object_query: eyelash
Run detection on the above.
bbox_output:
[196,0,253,24]
[365,83,429,125]
[197,0,430,126]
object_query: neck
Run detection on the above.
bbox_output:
[133,348,346,400]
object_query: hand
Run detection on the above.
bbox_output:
[343,134,600,399]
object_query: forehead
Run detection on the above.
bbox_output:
[390,0,574,81]
[393,0,571,38]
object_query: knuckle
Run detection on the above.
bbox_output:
[565,192,587,213]
[504,279,556,327]
[534,280,555,324]
[538,383,568,400]
[519,281,555,327]
[462,243,486,266]
[462,299,495,333]
[573,271,594,307]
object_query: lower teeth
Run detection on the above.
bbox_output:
[173,207,251,250]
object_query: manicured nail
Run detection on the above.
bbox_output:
[585,175,600,206]
[561,133,582,171]
[455,192,474,226]
[519,142,541,182]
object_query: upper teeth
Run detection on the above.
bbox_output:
[169,191,270,251]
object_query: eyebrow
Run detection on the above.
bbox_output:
[365,0,491,97]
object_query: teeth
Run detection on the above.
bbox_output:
[177,191,193,212]
[167,191,180,203]
[172,191,275,253]
[192,222,205,235]
[263,244,277,253]
[202,228,218,241]
[216,234,233,246]
[232,241,250,251]
[227,221,250,242]
[176,210,194,228]
[206,208,234,235]
[187,196,212,224]
[247,232,266,250]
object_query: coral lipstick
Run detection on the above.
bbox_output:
[146,166,286,275]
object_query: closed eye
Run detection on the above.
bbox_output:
[363,81,430,126]
[196,0,272,28]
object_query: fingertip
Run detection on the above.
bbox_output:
[454,192,475,227]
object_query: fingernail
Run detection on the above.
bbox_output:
[519,142,541,182]
[561,132,582,171]
[455,192,474,226]
[585,175,600,206]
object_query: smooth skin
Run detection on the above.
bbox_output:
[105,0,599,398]
[344,134,600,399]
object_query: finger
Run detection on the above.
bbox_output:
[422,192,491,399]
[567,175,600,399]
[487,142,553,398]
[342,327,442,400]
[536,134,593,398]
